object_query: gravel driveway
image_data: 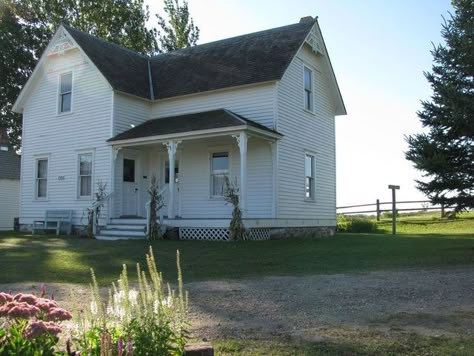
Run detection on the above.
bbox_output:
[2,268,473,340]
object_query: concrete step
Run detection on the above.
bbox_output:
[98,229,145,237]
[105,224,146,231]
[95,235,146,241]
[110,218,146,225]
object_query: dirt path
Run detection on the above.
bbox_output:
[2,268,473,340]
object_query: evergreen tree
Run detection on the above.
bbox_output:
[156,0,199,52]
[406,0,474,213]
[0,0,158,149]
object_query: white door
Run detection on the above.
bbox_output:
[122,158,139,217]
[163,159,180,217]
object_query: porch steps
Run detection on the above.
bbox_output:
[96,219,147,240]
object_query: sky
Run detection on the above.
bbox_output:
[146,0,454,207]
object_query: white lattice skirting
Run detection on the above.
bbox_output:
[179,228,270,241]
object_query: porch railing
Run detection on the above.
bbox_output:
[145,186,168,238]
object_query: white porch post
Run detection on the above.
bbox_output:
[164,140,180,218]
[233,132,248,216]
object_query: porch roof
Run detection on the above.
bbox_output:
[107,109,281,144]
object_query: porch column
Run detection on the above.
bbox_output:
[164,140,180,218]
[233,132,248,216]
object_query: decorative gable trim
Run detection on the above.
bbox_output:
[305,27,324,56]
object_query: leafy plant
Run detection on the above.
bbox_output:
[73,246,188,355]
[337,216,379,233]
[148,175,164,241]
[224,176,246,240]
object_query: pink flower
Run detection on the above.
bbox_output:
[47,307,73,321]
[0,301,17,316]
[35,298,58,312]
[24,320,48,339]
[14,293,38,305]
[7,302,40,319]
[44,321,62,336]
[0,292,13,305]
[41,284,46,298]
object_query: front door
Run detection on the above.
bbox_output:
[122,158,139,217]
[163,159,180,217]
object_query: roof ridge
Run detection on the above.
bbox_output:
[150,20,314,59]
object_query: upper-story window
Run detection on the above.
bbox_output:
[59,72,72,113]
[304,66,313,111]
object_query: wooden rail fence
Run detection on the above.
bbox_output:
[337,199,446,221]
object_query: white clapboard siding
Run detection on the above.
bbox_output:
[113,93,151,135]
[150,84,276,128]
[20,48,113,227]
[0,179,20,230]
[277,44,337,225]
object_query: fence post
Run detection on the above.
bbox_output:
[441,204,445,218]
[388,185,400,236]
[376,199,381,221]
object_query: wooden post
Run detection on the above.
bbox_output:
[388,185,400,235]
[441,203,445,218]
[376,199,381,221]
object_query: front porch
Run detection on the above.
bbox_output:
[102,109,281,238]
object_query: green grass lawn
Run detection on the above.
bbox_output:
[0,214,472,284]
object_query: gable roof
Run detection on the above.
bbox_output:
[14,17,346,115]
[108,109,281,143]
[0,129,21,180]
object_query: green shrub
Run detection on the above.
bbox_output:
[337,215,378,233]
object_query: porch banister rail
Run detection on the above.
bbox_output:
[145,186,168,238]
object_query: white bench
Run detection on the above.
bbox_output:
[33,210,73,236]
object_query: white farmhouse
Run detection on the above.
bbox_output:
[13,16,346,240]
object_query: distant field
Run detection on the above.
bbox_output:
[375,211,474,234]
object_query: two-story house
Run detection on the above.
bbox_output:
[13,16,346,240]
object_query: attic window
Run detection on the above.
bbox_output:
[0,146,8,151]
[59,72,72,113]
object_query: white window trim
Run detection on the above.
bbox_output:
[57,71,74,116]
[304,151,316,202]
[208,146,232,199]
[303,65,315,114]
[34,155,50,201]
[76,150,95,200]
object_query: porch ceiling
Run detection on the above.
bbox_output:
[107,109,281,146]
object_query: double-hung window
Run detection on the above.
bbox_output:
[211,152,229,197]
[305,154,315,200]
[36,158,48,199]
[304,66,313,111]
[78,153,93,198]
[59,72,72,113]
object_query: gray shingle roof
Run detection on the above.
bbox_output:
[108,109,281,142]
[64,20,315,100]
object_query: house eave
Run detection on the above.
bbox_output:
[108,125,281,148]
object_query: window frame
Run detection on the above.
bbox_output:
[77,151,94,199]
[303,66,314,112]
[209,150,231,199]
[58,71,73,115]
[304,152,316,201]
[35,157,49,200]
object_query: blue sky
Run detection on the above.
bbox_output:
[147,0,454,206]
